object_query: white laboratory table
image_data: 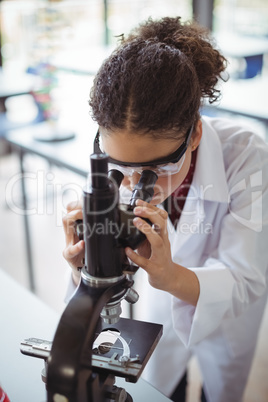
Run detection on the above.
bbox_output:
[0,270,170,402]
[216,34,268,59]
[218,76,268,124]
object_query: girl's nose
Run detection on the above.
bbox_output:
[129,171,141,191]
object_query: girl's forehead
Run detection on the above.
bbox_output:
[101,129,181,163]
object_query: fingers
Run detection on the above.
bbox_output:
[62,205,83,244]
[62,241,85,274]
[133,199,168,237]
[66,199,82,213]
[125,199,169,272]
[63,240,85,261]
[62,199,84,272]
[133,216,164,249]
[135,199,168,219]
[125,246,150,270]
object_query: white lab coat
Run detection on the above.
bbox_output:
[66,116,268,402]
[135,116,268,402]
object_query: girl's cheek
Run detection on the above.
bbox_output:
[155,177,175,195]
[122,177,130,187]
[156,174,185,198]
[120,177,132,194]
[154,178,166,194]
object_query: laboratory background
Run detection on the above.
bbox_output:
[0,1,267,401]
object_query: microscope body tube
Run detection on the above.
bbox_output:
[83,154,125,278]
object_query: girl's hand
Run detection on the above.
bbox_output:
[125,199,176,292]
[125,199,200,306]
[62,200,85,285]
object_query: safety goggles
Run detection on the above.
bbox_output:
[93,124,194,177]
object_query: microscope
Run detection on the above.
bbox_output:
[20,152,163,401]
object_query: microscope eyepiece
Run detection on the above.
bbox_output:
[129,170,158,207]
[108,169,124,189]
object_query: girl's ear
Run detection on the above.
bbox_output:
[191,120,202,151]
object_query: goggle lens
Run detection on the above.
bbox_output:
[108,153,185,178]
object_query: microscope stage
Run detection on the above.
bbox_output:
[91,317,163,382]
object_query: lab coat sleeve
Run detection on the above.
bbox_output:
[172,143,268,347]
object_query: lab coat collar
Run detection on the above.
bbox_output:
[191,117,229,203]
[169,117,230,247]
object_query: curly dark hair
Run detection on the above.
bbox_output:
[89,16,227,139]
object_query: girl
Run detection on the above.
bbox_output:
[63,17,268,402]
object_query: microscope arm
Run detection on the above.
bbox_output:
[46,277,129,402]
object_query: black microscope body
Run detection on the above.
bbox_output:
[21,153,163,402]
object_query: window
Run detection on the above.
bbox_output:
[213,0,268,36]
[0,0,192,73]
